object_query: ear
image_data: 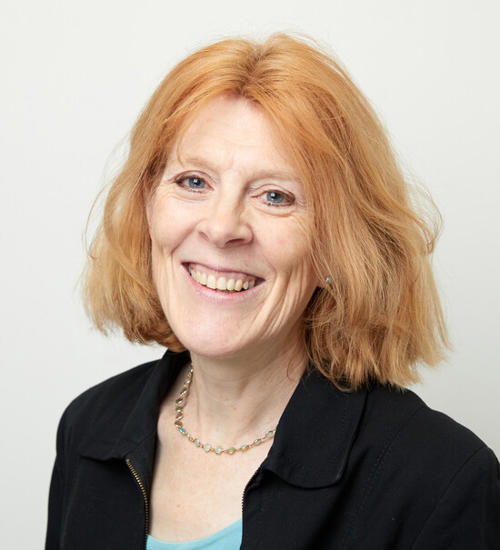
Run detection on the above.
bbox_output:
[315,275,333,291]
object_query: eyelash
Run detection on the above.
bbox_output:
[173,175,295,208]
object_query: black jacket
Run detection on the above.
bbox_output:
[46,349,500,549]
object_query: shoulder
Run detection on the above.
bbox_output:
[54,360,159,450]
[360,383,488,462]
[352,383,499,515]
[341,384,500,546]
[54,349,189,454]
[62,360,158,425]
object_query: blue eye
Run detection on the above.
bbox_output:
[175,175,207,191]
[263,190,294,207]
[185,176,205,189]
[266,191,284,204]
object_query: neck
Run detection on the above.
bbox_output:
[183,340,308,447]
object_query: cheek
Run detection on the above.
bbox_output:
[149,204,183,298]
[149,196,188,252]
[150,239,168,305]
[269,227,311,274]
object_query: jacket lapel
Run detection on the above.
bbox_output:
[78,349,191,490]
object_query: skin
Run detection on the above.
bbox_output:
[147,94,319,541]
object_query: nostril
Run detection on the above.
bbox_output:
[196,210,253,248]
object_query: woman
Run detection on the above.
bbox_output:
[46,34,500,549]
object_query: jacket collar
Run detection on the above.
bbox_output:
[264,367,367,488]
[79,349,367,490]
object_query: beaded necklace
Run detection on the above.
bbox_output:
[174,366,276,455]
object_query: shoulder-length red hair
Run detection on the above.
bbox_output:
[83,33,448,390]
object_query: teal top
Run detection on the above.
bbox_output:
[146,519,242,550]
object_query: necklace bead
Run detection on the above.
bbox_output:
[174,366,277,455]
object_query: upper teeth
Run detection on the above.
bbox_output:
[188,266,256,292]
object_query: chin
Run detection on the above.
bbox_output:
[175,330,253,361]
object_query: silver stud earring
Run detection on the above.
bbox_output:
[325,276,333,285]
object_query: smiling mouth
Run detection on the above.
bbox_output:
[185,263,262,293]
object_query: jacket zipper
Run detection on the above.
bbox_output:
[240,466,263,549]
[126,457,260,549]
[126,458,149,550]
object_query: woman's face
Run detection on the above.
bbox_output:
[148,95,318,361]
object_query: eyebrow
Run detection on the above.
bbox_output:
[172,154,299,183]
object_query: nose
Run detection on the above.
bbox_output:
[196,190,253,249]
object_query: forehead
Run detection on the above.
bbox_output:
[170,95,297,176]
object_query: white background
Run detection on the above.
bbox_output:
[1,0,499,546]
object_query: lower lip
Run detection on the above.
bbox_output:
[182,265,264,303]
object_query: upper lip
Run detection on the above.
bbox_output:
[182,261,264,281]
